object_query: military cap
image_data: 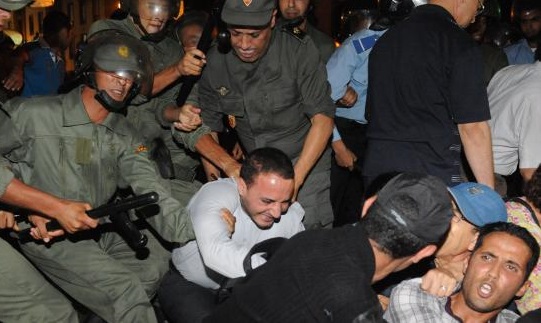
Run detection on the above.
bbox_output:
[222,0,276,27]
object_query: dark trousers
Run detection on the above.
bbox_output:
[203,297,255,323]
[331,117,367,226]
[158,267,216,323]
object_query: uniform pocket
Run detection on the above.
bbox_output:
[219,95,245,117]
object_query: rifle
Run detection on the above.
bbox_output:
[18,192,159,250]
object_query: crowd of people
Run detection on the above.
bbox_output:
[1,0,541,322]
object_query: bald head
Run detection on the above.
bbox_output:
[430,0,482,28]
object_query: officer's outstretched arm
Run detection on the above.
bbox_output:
[195,132,241,180]
[0,177,98,234]
[293,114,334,199]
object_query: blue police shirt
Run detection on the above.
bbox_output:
[326,28,386,141]
[504,38,535,65]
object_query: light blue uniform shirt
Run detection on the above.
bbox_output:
[326,29,386,141]
[504,38,535,65]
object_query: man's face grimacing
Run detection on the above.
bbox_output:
[137,0,170,34]
[279,0,310,20]
[460,232,531,314]
[228,11,276,63]
[94,70,134,102]
[238,172,294,229]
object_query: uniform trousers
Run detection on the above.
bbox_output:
[19,228,170,323]
[296,149,333,229]
[0,238,78,323]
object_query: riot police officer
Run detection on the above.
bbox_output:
[1,30,196,323]
[90,0,240,193]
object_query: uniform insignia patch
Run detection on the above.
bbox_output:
[243,0,252,6]
[228,115,236,128]
[217,86,230,97]
[135,144,148,153]
[352,35,380,54]
[118,45,129,58]
[281,25,306,41]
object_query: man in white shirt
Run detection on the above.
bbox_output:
[158,147,305,323]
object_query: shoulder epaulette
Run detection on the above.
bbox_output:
[281,24,307,42]
[351,34,380,54]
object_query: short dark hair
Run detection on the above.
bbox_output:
[176,10,207,31]
[42,11,71,49]
[473,222,540,281]
[512,0,541,15]
[240,147,294,187]
[524,164,541,212]
[43,11,71,36]
[361,212,428,258]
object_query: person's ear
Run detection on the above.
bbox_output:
[361,195,377,218]
[515,280,531,298]
[237,177,247,196]
[411,244,437,263]
[270,9,278,28]
[467,231,479,251]
[463,252,471,274]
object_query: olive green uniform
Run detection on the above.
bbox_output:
[0,107,78,323]
[1,88,195,323]
[275,20,335,63]
[0,237,79,323]
[0,169,78,323]
[90,19,207,191]
[199,28,336,228]
[305,23,336,63]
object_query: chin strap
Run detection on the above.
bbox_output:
[132,14,171,43]
[94,90,127,113]
[85,72,139,114]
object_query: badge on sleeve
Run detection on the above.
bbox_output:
[352,35,380,54]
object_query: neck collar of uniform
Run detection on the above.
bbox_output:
[62,85,131,136]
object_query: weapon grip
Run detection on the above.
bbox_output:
[18,220,62,243]
[111,211,148,250]
[18,192,158,244]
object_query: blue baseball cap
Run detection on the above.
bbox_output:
[448,183,507,227]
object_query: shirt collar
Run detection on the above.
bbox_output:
[444,297,499,323]
[62,86,131,136]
